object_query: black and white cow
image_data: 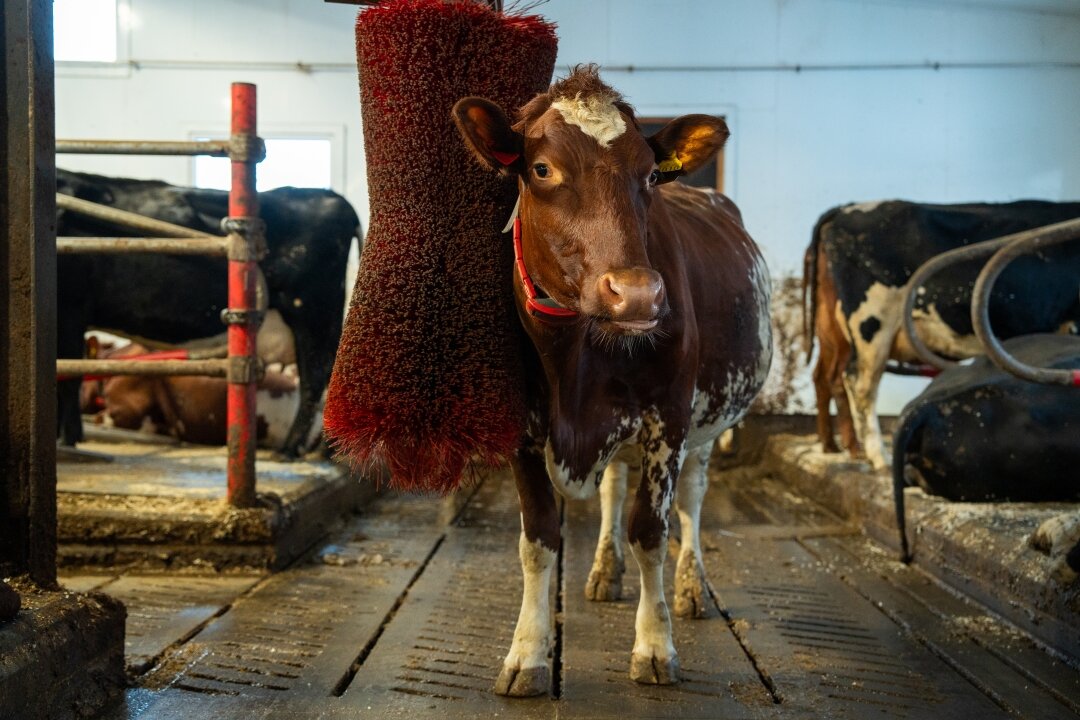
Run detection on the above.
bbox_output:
[57,169,361,457]
[893,334,1080,557]
[807,200,1080,470]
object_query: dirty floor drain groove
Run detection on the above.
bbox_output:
[331,533,447,697]
[797,537,1048,719]
[711,575,782,706]
[551,499,566,700]
[136,574,275,679]
[718,604,783,705]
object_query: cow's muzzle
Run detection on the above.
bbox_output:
[596,268,666,332]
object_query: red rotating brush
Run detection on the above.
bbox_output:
[325,0,558,493]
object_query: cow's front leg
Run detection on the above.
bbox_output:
[627,424,684,685]
[496,450,559,697]
[586,459,631,601]
[674,442,715,619]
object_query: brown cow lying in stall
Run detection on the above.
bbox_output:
[81,340,320,451]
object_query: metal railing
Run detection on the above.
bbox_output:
[900,217,1080,377]
[971,219,1080,386]
[56,82,266,507]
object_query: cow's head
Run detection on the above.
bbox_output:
[453,65,728,339]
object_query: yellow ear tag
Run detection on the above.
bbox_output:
[658,152,682,173]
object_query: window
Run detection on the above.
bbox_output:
[193,137,334,192]
[54,0,118,63]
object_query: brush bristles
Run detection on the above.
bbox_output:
[324,0,558,493]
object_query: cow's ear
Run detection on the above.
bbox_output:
[452,97,524,176]
[647,115,729,184]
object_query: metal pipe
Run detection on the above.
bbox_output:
[57,236,227,256]
[901,243,996,370]
[56,138,229,156]
[225,82,261,508]
[56,193,219,239]
[57,359,227,379]
[899,227,1060,371]
[971,218,1080,386]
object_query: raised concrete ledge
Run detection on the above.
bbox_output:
[57,441,375,572]
[763,432,1080,660]
[0,578,126,720]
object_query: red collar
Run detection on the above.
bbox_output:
[512,214,580,325]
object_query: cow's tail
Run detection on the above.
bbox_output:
[803,206,843,366]
[891,406,925,563]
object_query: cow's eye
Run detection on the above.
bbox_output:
[647,170,661,187]
[533,163,550,179]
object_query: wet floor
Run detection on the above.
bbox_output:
[69,462,1080,719]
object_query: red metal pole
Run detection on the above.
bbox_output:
[226,82,260,507]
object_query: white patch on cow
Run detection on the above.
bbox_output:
[674,442,710,613]
[843,200,888,215]
[545,413,641,500]
[629,539,677,663]
[256,309,296,367]
[502,534,556,675]
[544,440,595,500]
[751,251,774,380]
[587,457,632,600]
[905,304,983,359]
[843,281,904,471]
[640,414,685,519]
[551,93,626,148]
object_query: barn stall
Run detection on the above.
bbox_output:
[2,0,1079,718]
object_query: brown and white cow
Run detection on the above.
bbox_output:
[454,66,772,696]
[82,342,319,451]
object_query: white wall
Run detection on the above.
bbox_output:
[55,0,1080,412]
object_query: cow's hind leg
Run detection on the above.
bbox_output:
[586,458,631,601]
[812,355,840,453]
[496,448,559,697]
[674,441,716,619]
[627,420,682,685]
[842,289,898,471]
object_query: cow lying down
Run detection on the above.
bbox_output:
[81,341,322,452]
[893,334,1080,558]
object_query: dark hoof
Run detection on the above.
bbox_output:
[585,568,622,601]
[822,439,841,453]
[630,652,680,685]
[494,664,549,697]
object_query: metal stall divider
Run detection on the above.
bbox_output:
[55,82,266,508]
[900,217,1080,377]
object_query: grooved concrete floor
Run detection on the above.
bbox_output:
[70,459,1080,719]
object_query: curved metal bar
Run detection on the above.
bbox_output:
[901,219,1080,371]
[901,238,1009,370]
[971,217,1080,386]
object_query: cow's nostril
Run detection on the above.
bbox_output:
[597,269,664,320]
[598,273,625,309]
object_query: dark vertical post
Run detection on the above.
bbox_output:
[225,82,260,507]
[0,0,57,587]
